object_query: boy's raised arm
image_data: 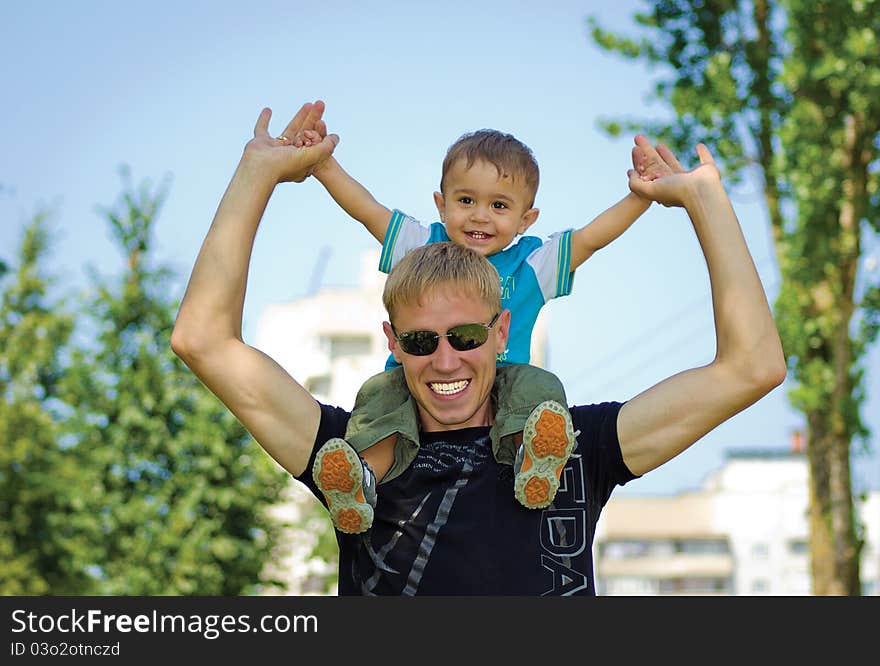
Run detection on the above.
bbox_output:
[569,191,651,268]
[615,137,786,477]
[294,118,392,243]
[568,141,677,268]
[311,156,392,243]
[171,101,339,477]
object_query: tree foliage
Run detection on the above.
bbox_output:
[590,0,880,594]
[1,171,292,594]
[0,213,91,594]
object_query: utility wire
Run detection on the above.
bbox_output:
[561,255,780,398]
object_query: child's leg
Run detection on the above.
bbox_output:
[312,438,377,534]
[359,436,395,483]
[345,367,421,482]
[313,368,421,534]
[490,365,578,510]
[514,401,577,509]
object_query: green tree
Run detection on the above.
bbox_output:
[590,0,880,594]
[60,169,289,594]
[0,213,95,594]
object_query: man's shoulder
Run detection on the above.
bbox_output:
[570,401,623,413]
[569,401,638,486]
[569,401,624,440]
[570,400,623,414]
[313,403,352,447]
[292,402,352,486]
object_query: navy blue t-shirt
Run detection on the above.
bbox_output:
[296,401,636,595]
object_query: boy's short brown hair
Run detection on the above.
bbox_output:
[383,242,501,321]
[440,129,540,207]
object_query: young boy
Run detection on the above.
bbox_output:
[297,122,652,533]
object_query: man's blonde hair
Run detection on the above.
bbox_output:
[383,242,501,321]
[440,129,540,208]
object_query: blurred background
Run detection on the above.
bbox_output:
[2,0,877,595]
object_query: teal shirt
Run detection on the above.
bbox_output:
[379,210,575,370]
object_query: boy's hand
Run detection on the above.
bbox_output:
[631,134,675,182]
[627,134,722,208]
[295,129,325,147]
[294,120,334,177]
[243,101,339,184]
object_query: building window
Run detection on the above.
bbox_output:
[305,375,331,397]
[650,540,676,557]
[602,577,657,595]
[676,539,730,555]
[321,335,372,360]
[658,577,731,594]
[752,542,769,559]
[602,539,732,559]
[601,540,651,559]
[787,539,808,556]
[752,579,769,593]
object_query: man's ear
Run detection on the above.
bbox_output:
[517,207,539,235]
[494,309,512,355]
[383,321,402,363]
[433,191,446,222]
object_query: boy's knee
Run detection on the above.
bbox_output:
[496,364,567,407]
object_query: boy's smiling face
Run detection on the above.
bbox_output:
[434,158,539,256]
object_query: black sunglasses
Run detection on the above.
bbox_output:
[391,313,501,356]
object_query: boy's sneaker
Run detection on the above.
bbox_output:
[312,438,377,534]
[513,400,578,509]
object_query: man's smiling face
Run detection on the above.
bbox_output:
[383,286,510,432]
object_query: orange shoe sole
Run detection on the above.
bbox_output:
[514,401,576,509]
[312,438,374,534]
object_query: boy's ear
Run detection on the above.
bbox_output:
[383,321,402,363]
[433,191,446,222]
[517,207,539,235]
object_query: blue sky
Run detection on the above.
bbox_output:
[2,0,878,495]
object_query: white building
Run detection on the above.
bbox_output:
[594,439,880,596]
[255,250,390,409]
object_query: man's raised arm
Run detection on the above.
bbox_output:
[616,136,786,477]
[171,101,339,477]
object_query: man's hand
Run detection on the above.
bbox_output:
[627,134,722,208]
[243,101,339,184]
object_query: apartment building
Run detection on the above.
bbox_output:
[595,439,880,595]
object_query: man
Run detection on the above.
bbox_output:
[171,100,786,595]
